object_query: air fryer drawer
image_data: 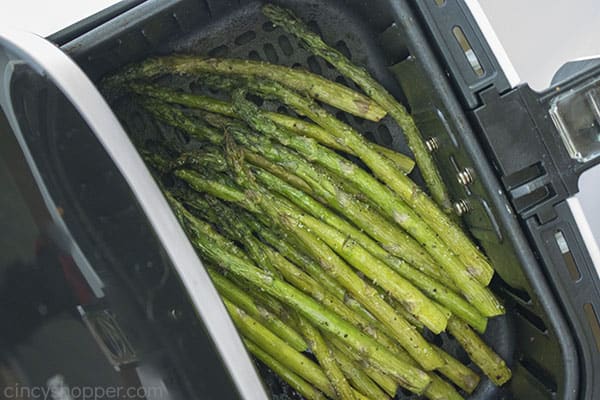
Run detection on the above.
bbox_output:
[17,0,595,398]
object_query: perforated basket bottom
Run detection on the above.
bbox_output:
[111,1,515,399]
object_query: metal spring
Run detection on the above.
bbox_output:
[453,199,472,216]
[424,137,440,152]
[457,167,475,186]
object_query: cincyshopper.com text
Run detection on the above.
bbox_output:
[2,383,166,399]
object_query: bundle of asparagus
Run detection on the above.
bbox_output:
[104,4,511,399]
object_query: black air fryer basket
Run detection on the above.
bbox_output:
[2,0,600,399]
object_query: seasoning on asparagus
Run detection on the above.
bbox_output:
[105,55,387,121]
[207,268,307,352]
[236,76,496,289]
[168,195,432,393]
[129,82,415,173]
[447,317,512,386]
[108,13,515,395]
[228,87,502,316]
[297,316,357,400]
[177,166,444,370]
[262,3,451,213]
[244,339,328,400]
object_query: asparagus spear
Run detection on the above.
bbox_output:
[262,3,451,212]
[143,101,494,322]
[197,73,492,288]
[207,268,307,352]
[223,298,336,397]
[297,316,356,400]
[140,101,446,285]
[180,167,482,393]
[105,55,387,121]
[253,164,487,333]
[129,82,414,173]
[229,88,502,316]
[188,196,409,357]
[144,100,498,320]
[168,196,432,393]
[178,167,445,369]
[328,336,465,400]
[207,194,446,370]
[447,317,512,386]
[330,337,397,398]
[266,112,415,174]
[171,149,229,172]
[244,339,327,400]
[171,182,480,392]
[243,150,313,194]
[243,148,454,290]
[434,345,481,394]
[326,338,391,400]
[240,208,478,393]
[192,196,386,341]
[240,212,348,302]
[231,77,494,287]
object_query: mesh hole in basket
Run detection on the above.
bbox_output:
[352,115,365,126]
[234,30,256,46]
[208,44,228,58]
[263,43,279,63]
[378,124,393,146]
[247,93,264,107]
[307,20,323,37]
[248,50,261,61]
[278,35,294,56]
[429,333,444,347]
[519,356,558,393]
[454,345,471,365]
[335,110,350,125]
[501,282,532,304]
[335,74,349,86]
[189,81,203,94]
[364,131,376,143]
[306,55,322,74]
[262,21,276,32]
[334,40,352,60]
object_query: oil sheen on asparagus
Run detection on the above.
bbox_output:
[103,4,511,399]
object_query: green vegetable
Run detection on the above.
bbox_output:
[130,82,414,173]
[244,339,327,400]
[262,3,451,213]
[106,55,387,121]
[168,194,432,393]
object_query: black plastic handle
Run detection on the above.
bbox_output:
[413,0,511,109]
